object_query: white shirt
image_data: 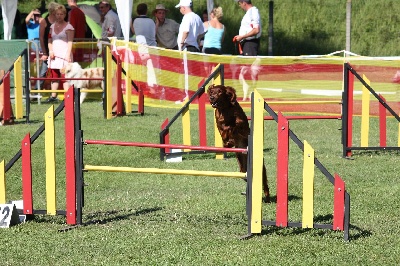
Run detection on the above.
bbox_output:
[177,11,204,50]
[102,9,122,38]
[239,6,261,40]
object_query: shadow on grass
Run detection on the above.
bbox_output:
[258,213,372,241]
[83,207,164,225]
[266,194,301,204]
[353,150,400,157]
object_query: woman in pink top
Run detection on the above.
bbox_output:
[47,4,74,102]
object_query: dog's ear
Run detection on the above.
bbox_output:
[207,84,214,94]
[225,86,237,104]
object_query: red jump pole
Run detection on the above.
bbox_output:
[64,87,76,225]
[84,139,247,153]
[115,52,124,116]
[378,94,387,147]
[161,118,170,153]
[333,173,345,231]
[138,86,144,115]
[276,112,289,227]
[198,79,207,147]
[1,71,14,125]
[22,133,33,215]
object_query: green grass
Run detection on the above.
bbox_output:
[1,100,400,265]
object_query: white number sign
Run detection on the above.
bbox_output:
[0,204,20,228]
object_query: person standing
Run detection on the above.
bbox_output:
[199,6,224,55]
[175,0,204,52]
[99,0,122,39]
[234,0,261,56]
[153,4,180,50]
[67,0,86,62]
[36,2,58,92]
[46,4,75,102]
[25,9,42,51]
[131,3,157,46]
[67,0,86,39]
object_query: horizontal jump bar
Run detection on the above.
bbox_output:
[30,89,102,93]
[84,139,247,153]
[248,115,341,120]
[84,165,247,178]
[30,77,103,80]
[242,100,341,105]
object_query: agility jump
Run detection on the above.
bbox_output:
[0,88,78,225]
[0,50,30,125]
[160,64,225,160]
[78,88,350,240]
[342,62,400,157]
[245,89,350,241]
[0,44,144,125]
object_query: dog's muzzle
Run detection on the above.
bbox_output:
[209,96,218,108]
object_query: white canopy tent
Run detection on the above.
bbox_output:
[1,0,18,40]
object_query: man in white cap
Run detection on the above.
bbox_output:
[153,4,180,49]
[175,0,204,52]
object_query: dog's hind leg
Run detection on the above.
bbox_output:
[80,91,88,104]
[262,163,270,203]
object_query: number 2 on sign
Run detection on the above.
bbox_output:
[0,206,10,227]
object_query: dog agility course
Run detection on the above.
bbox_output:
[3,42,400,245]
[0,85,350,240]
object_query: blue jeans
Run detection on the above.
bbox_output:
[38,60,48,89]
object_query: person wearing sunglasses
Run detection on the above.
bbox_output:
[98,0,122,39]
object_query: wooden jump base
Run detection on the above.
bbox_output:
[342,63,400,157]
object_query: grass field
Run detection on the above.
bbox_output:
[1,99,400,265]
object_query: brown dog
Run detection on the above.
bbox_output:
[207,84,270,202]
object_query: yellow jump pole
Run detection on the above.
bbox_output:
[0,160,5,204]
[212,66,224,160]
[125,67,132,114]
[302,140,314,228]
[45,106,56,215]
[361,74,370,147]
[250,89,264,234]
[84,164,246,178]
[182,99,191,151]
[14,56,23,119]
